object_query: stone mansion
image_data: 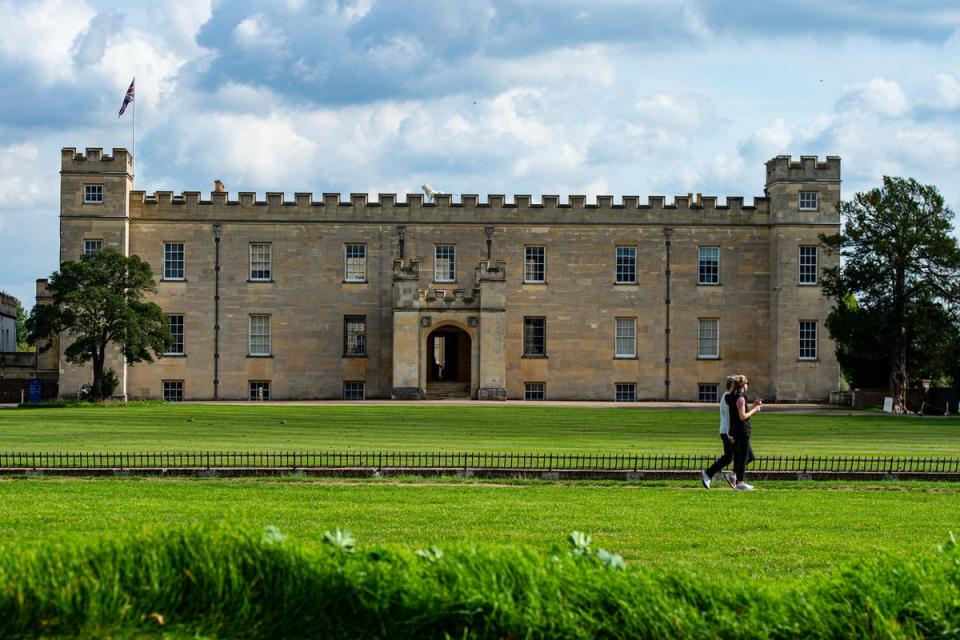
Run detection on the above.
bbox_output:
[57,147,840,402]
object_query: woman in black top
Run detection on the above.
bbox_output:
[726,375,762,490]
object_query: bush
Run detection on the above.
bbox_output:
[0,525,956,639]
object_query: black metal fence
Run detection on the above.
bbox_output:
[0,451,958,473]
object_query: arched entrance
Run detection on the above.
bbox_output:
[425,325,472,398]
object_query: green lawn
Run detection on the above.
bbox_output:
[1,477,957,580]
[1,404,958,456]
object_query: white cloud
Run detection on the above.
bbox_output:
[838,77,909,117]
[233,13,288,51]
[0,0,94,82]
[929,72,960,110]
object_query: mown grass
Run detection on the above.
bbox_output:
[1,477,958,580]
[1,523,958,639]
[1,404,958,456]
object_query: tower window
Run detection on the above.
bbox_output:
[84,185,103,203]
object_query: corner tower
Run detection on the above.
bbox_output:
[765,155,841,401]
[59,147,134,397]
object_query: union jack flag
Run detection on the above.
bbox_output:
[118,78,135,118]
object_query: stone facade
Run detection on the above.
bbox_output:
[58,147,840,402]
[0,292,16,353]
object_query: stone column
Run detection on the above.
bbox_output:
[476,260,507,400]
[391,259,422,399]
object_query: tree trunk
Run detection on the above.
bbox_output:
[91,343,106,401]
[891,267,908,413]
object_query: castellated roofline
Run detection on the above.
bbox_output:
[61,147,132,172]
[128,190,768,211]
[765,154,841,182]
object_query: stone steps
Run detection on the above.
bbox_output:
[424,382,471,399]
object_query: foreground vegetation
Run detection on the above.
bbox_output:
[2,477,958,579]
[1,523,957,639]
[1,404,958,456]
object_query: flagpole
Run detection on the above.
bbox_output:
[131,76,136,181]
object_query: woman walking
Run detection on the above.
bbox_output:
[727,375,762,491]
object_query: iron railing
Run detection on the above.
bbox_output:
[0,451,958,473]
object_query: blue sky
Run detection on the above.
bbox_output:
[1,0,959,310]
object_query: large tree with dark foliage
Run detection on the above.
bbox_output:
[821,177,960,413]
[28,249,171,400]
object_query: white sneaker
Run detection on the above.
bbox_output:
[724,472,737,489]
[700,470,711,489]
[734,482,755,491]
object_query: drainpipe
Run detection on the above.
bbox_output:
[485,225,494,259]
[213,223,222,400]
[663,227,673,400]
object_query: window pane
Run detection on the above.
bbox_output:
[616,246,636,283]
[249,315,271,355]
[163,380,183,402]
[166,315,184,354]
[524,246,545,282]
[615,318,636,357]
[344,244,367,282]
[249,381,270,401]
[435,245,455,282]
[799,191,819,210]
[83,240,102,255]
[523,317,545,356]
[524,382,545,400]
[698,247,719,284]
[164,242,184,280]
[344,381,365,400]
[84,185,103,203]
[344,315,367,356]
[250,243,272,280]
[615,383,636,402]
[698,319,718,358]
[799,246,818,284]
[698,384,719,403]
[800,321,817,359]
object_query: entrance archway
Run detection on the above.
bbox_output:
[425,325,472,398]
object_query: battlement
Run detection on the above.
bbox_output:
[61,147,133,174]
[765,155,840,183]
[0,292,16,319]
[129,189,768,211]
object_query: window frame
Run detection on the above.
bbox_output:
[523,245,546,283]
[343,315,367,357]
[249,381,271,401]
[83,239,103,256]
[615,246,637,284]
[522,316,546,357]
[249,242,273,282]
[162,380,184,402]
[524,382,545,401]
[698,383,719,403]
[615,383,636,402]
[614,317,637,358]
[343,381,366,400]
[248,314,272,356]
[165,314,184,355]
[343,243,367,283]
[698,246,720,285]
[799,320,818,360]
[697,318,719,359]
[799,245,818,285]
[83,184,103,204]
[799,191,819,211]
[434,244,456,283]
[163,242,185,281]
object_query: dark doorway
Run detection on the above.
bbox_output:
[425,326,472,398]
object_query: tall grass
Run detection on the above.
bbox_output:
[0,526,957,639]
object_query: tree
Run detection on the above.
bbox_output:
[821,177,960,413]
[15,299,32,351]
[28,248,172,400]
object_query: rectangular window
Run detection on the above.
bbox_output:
[83,239,103,255]
[799,246,818,285]
[523,316,546,356]
[615,246,637,284]
[615,383,636,402]
[249,381,270,401]
[698,246,720,285]
[83,185,103,203]
[524,246,545,283]
[524,382,545,401]
[435,244,456,282]
[165,315,184,355]
[344,244,367,282]
[343,381,366,400]
[249,315,271,356]
[344,315,367,357]
[162,380,184,402]
[698,383,719,403]
[799,191,819,210]
[615,317,636,358]
[698,318,719,359]
[799,321,817,359]
[249,243,272,281]
[163,242,185,280]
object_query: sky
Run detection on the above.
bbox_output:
[1,0,959,311]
